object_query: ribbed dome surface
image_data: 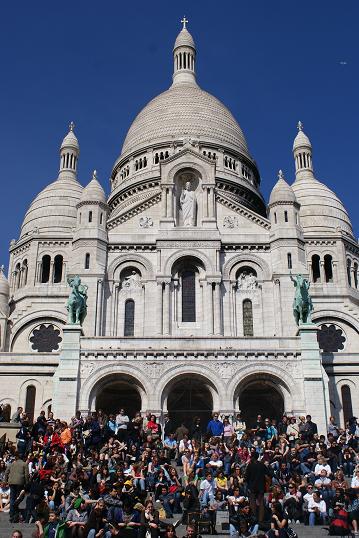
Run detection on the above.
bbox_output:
[174,28,195,49]
[80,175,106,204]
[292,178,353,236]
[121,84,250,159]
[21,177,83,237]
[269,176,296,205]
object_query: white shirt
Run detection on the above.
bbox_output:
[308,498,327,514]
[314,463,331,476]
[115,414,129,429]
[200,479,215,496]
[351,475,359,488]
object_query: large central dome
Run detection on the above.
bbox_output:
[121,83,250,158]
[117,25,254,166]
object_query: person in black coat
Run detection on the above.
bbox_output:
[245,452,268,523]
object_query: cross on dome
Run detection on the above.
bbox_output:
[69,121,75,132]
[93,170,97,180]
[297,120,303,131]
[181,16,188,29]
[278,169,284,180]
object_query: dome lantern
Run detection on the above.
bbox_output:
[172,17,197,86]
[59,121,80,180]
[293,121,314,180]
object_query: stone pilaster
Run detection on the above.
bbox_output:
[52,324,83,422]
[298,323,330,436]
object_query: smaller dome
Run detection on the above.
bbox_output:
[293,121,311,151]
[80,171,107,204]
[174,28,195,50]
[0,266,10,316]
[60,121,79,151]
[269,170,297,206]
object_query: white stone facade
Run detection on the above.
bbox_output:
[1,24,358,433]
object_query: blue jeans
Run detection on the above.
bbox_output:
[87,530,111,538]
[309,511,327,526]
[200,491,214,508]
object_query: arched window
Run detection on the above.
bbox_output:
[53,255,63,283]
[243,299,253,336]
[274,212,277,224]
[182,270,196,322]
[312,255,321,283]
[85,253,90,270]
[347,259,352,286]
[41,255,51,283]
[341,385,353,425]
[100,213,103,225]
[15,262,21,289]
[124,299,135,336]
[25,385,36,424]
[88,211,93,223]
[22,259,28,286]
[354,262,358,289]
[324,255,333,283]
[284,210,288,223]
[287,253,292,270]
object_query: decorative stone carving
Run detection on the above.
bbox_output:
[80,362,95,377]
[139,216,153,228]
[213,362,236,378]
[318,324,346,352]
[237,271,258,290]
[143,361,164,378]
[180,181,197,226]
[122,270,141,290]
[29,324,62,352]
[223,215,239,228]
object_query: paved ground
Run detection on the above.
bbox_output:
[0,513,337,538]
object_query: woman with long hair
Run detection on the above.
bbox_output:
[140,499,160,538]
[266,501,289,537]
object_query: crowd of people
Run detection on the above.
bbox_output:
[0,404,358,538]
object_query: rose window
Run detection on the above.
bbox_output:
[29,324,62,352]
[317,324,346,353]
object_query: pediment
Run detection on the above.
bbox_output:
[216,190,270,231]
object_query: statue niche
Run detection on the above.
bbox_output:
[175,170,199,227]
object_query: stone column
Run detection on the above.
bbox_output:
[206,281,214,335]
[163,280,171,335]
[230,280,237,336]
[298,323,330,436]
[156,281,163,335]
[203,186,209,218]
[161,186,167,217]
[95,279,103,336]
[213,281,222,335]
[273,279,283,336]
[50,260,55,283]
[52,324,83,421]
[209,187,215,218]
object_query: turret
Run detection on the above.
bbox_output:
[0,265,10,351]
[293,121,314,181]
[269,170,305,273]
[59,121,80,180]
[172,17,197,86]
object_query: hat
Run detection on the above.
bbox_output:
[74,498,84,509]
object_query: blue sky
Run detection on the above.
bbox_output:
[0,1,358,265]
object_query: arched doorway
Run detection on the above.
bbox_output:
[237,378,284,428]
[94,375,143,418]
[164,375,214,432]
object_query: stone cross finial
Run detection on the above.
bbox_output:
[278,169,284,180]
[69,121,75,132]
[93,170,97,180]
[297,120,303,131]
[181,16,188,29]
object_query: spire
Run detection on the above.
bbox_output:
[172,18,197,86]
[293,121,314,181]
[59,122,80,180]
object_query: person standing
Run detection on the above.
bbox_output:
[245,452,268,523]
[4,452,29,522]
[116,408,130,442]
[206,413,224,439]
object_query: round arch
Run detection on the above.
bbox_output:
[228,363,296,417]
[107,253,154,281]
[312,310,359,334]
[79,362,152,413]
[163,249,214,275]
[160,370,221,431]
[222,253,271,281]
[166,159,211,185]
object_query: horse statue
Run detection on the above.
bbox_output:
[66,276,88,325]
[290,273,313,325]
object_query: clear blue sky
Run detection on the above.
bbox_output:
[0,1,358,266]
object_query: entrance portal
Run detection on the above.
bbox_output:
[167,377,213,432]
[96,379,141,418]
[238,380,284,428]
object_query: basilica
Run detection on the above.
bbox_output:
[0,22,358,433]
